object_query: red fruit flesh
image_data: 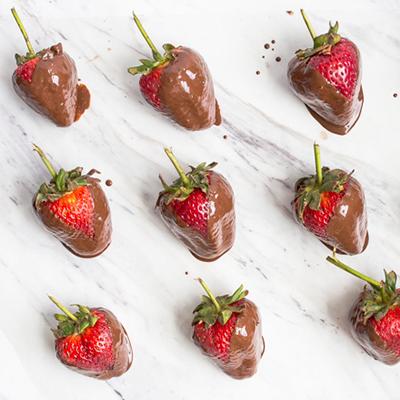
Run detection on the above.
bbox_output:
[194,313,238,362]
[308,39,358,99]
[45,185,95,238]
[15,57,39,83]
[139,66,163,109]
[371,307,400,356]
[302,189,346,238]
[55,309,114,372]
[170,189,209,235]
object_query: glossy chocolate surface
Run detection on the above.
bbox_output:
[158,46,221,130]
[12,43,90,126]
[287,39,363,135]
[157,171,235,261]
[34,177,112,258]
[350,292,400,365]
[324,174,368,255]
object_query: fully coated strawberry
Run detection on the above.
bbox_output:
[327,255,400,365]
[156,148,235,261]
[11,8,90,126]
[287,10,363,135]
[293,144,368,255]
[128,12,221,130]
[49,296,132,379]
[192,279,264,379]
[33,145,112,258]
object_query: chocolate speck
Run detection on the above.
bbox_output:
[286,10,294,15]
[256,70,260,75]
[262,55,265,59]
[223,134,228,139]
[271,40,276,44]
[185,271,188,275]
[394,93,398,98]
[105,179,113,187]
[275,56,281,62]
[264,43,270,50]
[271,48,275,51]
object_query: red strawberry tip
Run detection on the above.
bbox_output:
[33,144,91,208]
[295,9,342,59]
[158,148,217,204]
[192,278,248,328]
[326,255,400,324]
[294,143,350,221]
[128,12,175,76]
[49,295,98,338]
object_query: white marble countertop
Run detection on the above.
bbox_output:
[0,0,399,399]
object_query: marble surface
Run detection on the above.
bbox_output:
[0,0,399,398]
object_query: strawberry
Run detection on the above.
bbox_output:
[11,7,90,126]
[307,38,359,99]
[33,145,112,258]
[156,148,235,261]
[327,255,400,365]
[49,296,132,379]
[192,279,264,379]
[128,12,221,130]
[287,10,363,135]
[293,143,368,255]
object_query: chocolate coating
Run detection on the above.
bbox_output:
[324,174,368,255]
[350,292,400,365]
[34,178,112,258]
[157,171,235,261]
[194,299,264,379]
[158,47,221,130]
[287,40,363,135]
[12,43,90,127]
[58,308,133,379]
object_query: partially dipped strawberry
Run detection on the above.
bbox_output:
[128,13,221,131]
[33,145,111,258]
[11,8,90,126]
[288,10,363,135]
[156,148,235,261]
[192,279,264,379]
[49,296,132,379]
[293,144,368,255]
[327,255,400,365]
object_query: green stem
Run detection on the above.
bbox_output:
[198,279,221,313]
[132,11,162,60]
[300,9,317,41]
[33,144,57,179]
[314,143,323,185]
[164,148,190,187]
[326,256,382,289]
[11,7,35,56]
[48,295,78,321]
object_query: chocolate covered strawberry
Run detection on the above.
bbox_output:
[288,10,363,135]
[192,279,264,379]
[33,145,111,258]
[49,296,132,379]
[293,144,368,255]
[128,13,221,131]
[156,148,235,261]
[11,8,90,127]
[327,255,400,365]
